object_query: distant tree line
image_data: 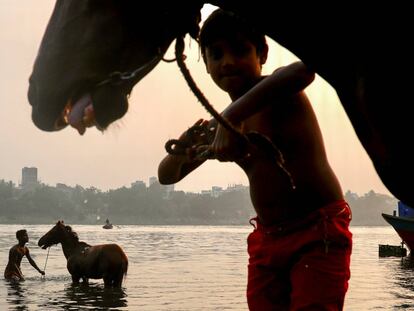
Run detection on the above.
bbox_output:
[0,180,254,225]
[344,190,398,226]
[0,179,399,225]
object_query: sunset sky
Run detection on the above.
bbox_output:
[0,1,391,196]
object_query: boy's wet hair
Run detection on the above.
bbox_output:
[16,229,27,240]
[199,9,267,62]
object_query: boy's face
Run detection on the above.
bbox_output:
[18,231,28,243]
[204,33,266,98]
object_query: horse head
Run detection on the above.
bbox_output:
[28,0,202,134]
[38,220,78,249]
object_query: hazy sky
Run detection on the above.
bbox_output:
[0,1,391,196]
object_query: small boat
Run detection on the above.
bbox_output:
[382,201,414,252]
[102,219,113,229]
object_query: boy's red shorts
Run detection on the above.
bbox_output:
[247,200,352,311]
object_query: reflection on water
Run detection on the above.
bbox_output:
[346,227,414,310]
[5,279,127,311]
[6,281,29,311]
[47,283,127,310]
[392,256,414,309]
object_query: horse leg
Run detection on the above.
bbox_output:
[71,275,80,284]
[103,272,123,288]
[82,277,89,284]
[112,275,122,288]
[111,257,127,288]
[112,267,126,288]
[103,276,113,288]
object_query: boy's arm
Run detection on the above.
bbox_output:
[25,248,45,275]
[211,61,315,161]
[158,153,204,185]
[222,61,315,124]
[158,119,213,184]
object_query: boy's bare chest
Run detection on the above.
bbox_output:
[241,105,281,138]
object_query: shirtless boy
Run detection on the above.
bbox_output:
[4,229,45,281]
[159,9,352,310]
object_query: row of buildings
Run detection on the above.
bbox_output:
[17,167,247,197]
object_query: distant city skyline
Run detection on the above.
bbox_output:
[2,165,387,197]
[7,166,248,194]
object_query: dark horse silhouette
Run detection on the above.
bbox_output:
[28,1,414,206]
[38,221,128,288]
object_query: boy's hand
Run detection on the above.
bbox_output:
[165,119,214,162]
[186,119,216,160]
[182,119,211,147]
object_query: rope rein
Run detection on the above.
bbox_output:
[43,246,51,275]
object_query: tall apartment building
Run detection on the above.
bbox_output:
[21,167,38,189]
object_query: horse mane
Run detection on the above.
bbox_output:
[65,225,79,241]
[64,225,91,247]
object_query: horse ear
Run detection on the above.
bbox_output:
[188,11,201,40]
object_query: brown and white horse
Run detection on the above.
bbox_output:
[27,1,414,206]
[38,221,128,287]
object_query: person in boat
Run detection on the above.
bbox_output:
[158,9,352,310]
[4,229,45,281]
[103,218,113,229]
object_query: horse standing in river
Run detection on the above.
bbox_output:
[28,1,414,206]
[38,221,128,288]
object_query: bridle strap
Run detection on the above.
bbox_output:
[95,53,162,88]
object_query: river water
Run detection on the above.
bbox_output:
[0,224,412,310]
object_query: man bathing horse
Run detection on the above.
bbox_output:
[38,221,128,288]
[4,223,127,288]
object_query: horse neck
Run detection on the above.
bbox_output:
[60,237,84,259]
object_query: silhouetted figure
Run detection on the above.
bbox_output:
[103,219,113,229]
[4,229,45,281]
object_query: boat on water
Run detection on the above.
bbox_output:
[102,219,113,229]
[382,201,414,252]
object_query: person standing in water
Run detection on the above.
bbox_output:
[4,229,45,281]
